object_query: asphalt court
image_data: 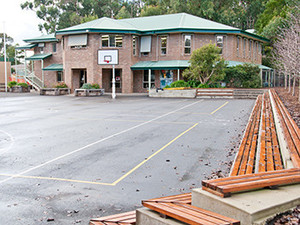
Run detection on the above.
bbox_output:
[0,94,255,224]
[1,98,226,184]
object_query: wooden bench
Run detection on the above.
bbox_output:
[142,193,240,225]
[89,211,136,225]
[230,95,262,176]
[270,89,300,168]
[202,168,300,197]
[259,92,283,172]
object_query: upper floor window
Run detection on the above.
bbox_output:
[132,36,137,55]
[258,44,262,55]
[253,41,256,59]
[160,36,167,55]
[237,37,240,57]
[249,40,252,59]
[184,35,191,54]
[52,43,57,52]
[243,39,246,58]
[38,43,44,53]
[216,35,223,54]
[68,34,87,49]
[102,35,123,48]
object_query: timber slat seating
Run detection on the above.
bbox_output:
[202,168,300,198]
[142,193,240,225]
[89,211,136,225]
[259,92,283,172]
[230,95,262,176]
[270,89,300,168]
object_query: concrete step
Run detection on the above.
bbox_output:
[192,184,300,225]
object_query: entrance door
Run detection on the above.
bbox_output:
[79,70,87,88]
[160,70,173,88]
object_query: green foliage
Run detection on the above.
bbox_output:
[183,43,226,84]
[140,5,164,17]
[170,80,189,88]
[81,83,100,89]
[187,80,201,88]
[164,85,171,88]
[197,83,210,88]
[224,64,261,88]
[8,81,17,88]
[17,83,29,88]
[55,82,68,88]
[116,6,131,19]
[91,83,100,89]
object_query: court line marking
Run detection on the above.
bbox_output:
[0,174,113,186]
[112,123,198,185]
[0,100,203,185]
[0,123,198,186]
[210,101,229,115]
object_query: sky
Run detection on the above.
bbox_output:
[0,0,43,45]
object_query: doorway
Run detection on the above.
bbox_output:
[80,70,87,88]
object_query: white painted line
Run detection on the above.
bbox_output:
[0,130,15,154]
[0,100,203,185]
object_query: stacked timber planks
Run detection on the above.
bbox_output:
[202,168,300,198]
[142,193,240,225]
[89,211,136,225]
[270,89,300,168]
[230,95,263,176]
[196,89,234,98]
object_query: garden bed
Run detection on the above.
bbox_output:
[9,86,30,93]
[40,88,71,96]
[74,89,105,97]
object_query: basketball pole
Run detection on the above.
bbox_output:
[112,64,116,99]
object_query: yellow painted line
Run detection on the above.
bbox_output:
[210,101,229,115]
[0,174,114,186]
[112,123,198,185]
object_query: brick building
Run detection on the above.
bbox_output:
[21,13,270,93]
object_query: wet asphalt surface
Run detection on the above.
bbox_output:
[0,92,255,224]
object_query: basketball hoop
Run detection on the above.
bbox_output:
[104,60,110,64]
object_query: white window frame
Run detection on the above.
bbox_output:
[102,34,123,48]
[216,35,224,54]
[132,35,137,56]
[143,70,155,89]
[184,34,192,55]
[160,36,167,55]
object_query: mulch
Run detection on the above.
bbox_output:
[275,87,300,129]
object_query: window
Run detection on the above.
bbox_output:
[253,41,256,59]
[160,36,167,55]
[102,35,123,48]
[52,43,57,52]
[243,39,246,58]
[184,35,191,54]
[237,37,240,57]
[132,36,137,55]
[258,44,262,55]
[57,71,63,82]
[249,40,252,59]
[143,70,155,88]
[110,69,122,88]
[216,36,223,54]
[68,34,87,48]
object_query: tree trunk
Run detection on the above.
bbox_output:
[284,72,287,89]
[288,74,291,93]
[299,78,300,102]
[292,76,296,96]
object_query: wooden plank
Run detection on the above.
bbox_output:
[219,174,300,193]
[259,94,267,172]
[146,193,192,204]
[202,169,300,188]
[143,201,221,225]
[265,94,275,171]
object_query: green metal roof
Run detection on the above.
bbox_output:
[42,64,63,71]
[131,60,190,70]
[24,34,58,43]
[55,13,268,42]
[0,57,14,62]
[15,43,37,50]
[25,53,52,61]
[226,60,272,70]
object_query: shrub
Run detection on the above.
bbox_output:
[17,83,28,88]
[170,80,189,88]
[8,81,17,88]
[164,85,171,88]
[55,82,68,88]
[80,83,93,89]
[224,64,261,88]
[197,83,210,88]
[187,80,201,88]
[91,83,100,89]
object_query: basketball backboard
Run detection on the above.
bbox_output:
[98,50,118,65]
